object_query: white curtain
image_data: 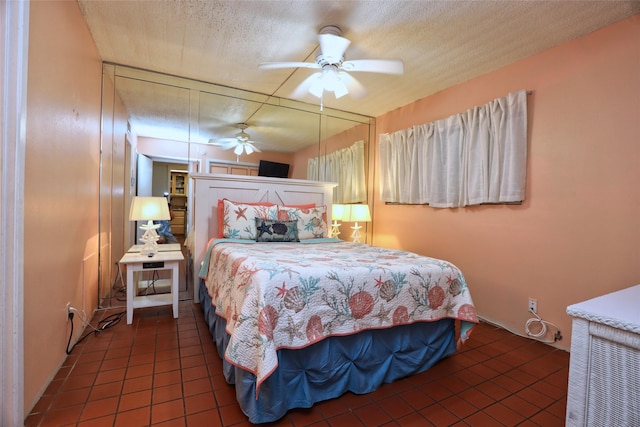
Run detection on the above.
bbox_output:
[308,140,366,203]
[380,90,527,207]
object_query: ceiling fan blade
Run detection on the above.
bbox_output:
[208,137,239,147]
[243,143,260,155]
[291,72,323,99]
[342,59,404,74]
[258,61,320,70]
[338,72,368,99]
[209,138,236,143]
[319,33,351,62]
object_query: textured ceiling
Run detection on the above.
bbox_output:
[78,0,639,151]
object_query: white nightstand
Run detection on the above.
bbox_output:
[119,247,185,324]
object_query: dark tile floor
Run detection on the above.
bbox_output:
[26,302,569,426]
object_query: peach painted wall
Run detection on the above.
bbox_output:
[24,1,104,414]
[373,16,640,349]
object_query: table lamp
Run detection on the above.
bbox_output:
[330,204,346,238]
[344,204,371,243]
[129,196,171,257]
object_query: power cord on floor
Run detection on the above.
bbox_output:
[112,262,127,301]
[66,310,126,355]
[525,309,562,343]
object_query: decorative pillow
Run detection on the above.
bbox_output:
[218,199,275,237]
[216,200,313,237]
[255,218,300,242]
[277,205,328,239]
[222,199,278,240]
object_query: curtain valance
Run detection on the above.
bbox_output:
[379,90,528,207]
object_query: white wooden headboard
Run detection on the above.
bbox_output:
[189,173,337,300]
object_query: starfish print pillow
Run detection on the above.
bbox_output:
[223,199,278,240]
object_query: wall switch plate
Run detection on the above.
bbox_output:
[528,298,537,314]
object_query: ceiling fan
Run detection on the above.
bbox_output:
[259,25,404,100]
[208,123,261,156]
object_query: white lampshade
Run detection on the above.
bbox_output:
[331,204,346,221]
[129,197,171,221]
[343,204,371,243]
[129,197,171,257]
[344,204,371,223]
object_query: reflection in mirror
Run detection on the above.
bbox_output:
[98,64,374,308]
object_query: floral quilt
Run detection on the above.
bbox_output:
[201,239,478,392]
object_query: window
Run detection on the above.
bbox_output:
[379,90,528,208]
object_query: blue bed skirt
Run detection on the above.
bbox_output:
[199,280,456,424]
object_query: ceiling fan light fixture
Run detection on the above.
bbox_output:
[309,76,326,98]
[259,25,403,102]
[237,131,250,142]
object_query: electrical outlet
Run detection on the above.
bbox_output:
[66,302,71,313]
[528,298,537,314]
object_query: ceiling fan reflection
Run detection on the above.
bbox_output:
[208,123,262,157]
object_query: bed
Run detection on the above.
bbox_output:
[190,174,478,424]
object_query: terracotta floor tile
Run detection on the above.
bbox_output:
[155,358,182,374]
[529,410,566,427]
[186,409,222,427]
[183,377,213,397]
[39,403,83,426]
[502,394,540,418]
[181,363,208,379]
[180,353,206,369]
[60,373,96,392]
[218,402,248,426]
[287,405,325,426]
[419,402,460,426]
[126,362,155,379]
[77,414,115,427]
[151,399,186,424]
[30,306,569,427]
[325,411,365,427]
[51,387,91,409]
[179,344,203,358]
[213,386,237,407]
[153,383,184,404]
[152,416,186,426]
[353,402,392,426]
[114,406,151,427]
[155,348,181,362]
[80,396,119,421]
[372,395,410,420]
[122,375,153,394]
[72,360,102,376]
[184,391,216,415]
[399,388,435,411]
[395,412,433,427]
[94,367,127,385]
[440,395,478,419]
[101,356,130,371]
[154,369,182,387]
[118,389,152,412]
[483,401,526,426]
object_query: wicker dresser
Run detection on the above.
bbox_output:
[565,284,640,426]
